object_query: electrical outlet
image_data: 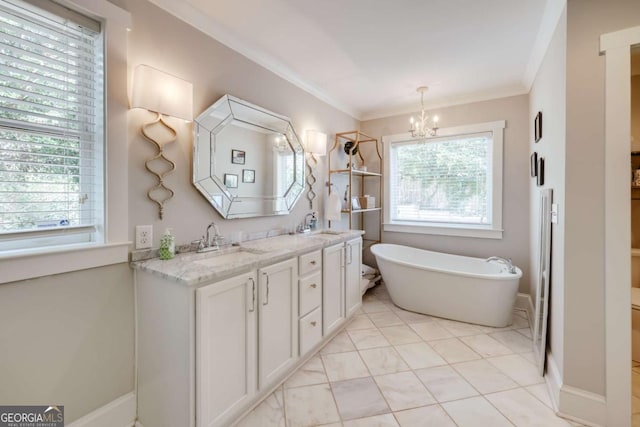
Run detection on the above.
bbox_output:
[135,225,153,249]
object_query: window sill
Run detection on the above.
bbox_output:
[383,222,503,239]
[0,242,131,285]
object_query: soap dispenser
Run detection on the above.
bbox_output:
[159,228,175,260]
[309,212,318,230]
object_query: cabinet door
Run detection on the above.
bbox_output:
[323,243,345,335]
[196,272,257,427]
[345,238,363,318]
[258,258,298,389]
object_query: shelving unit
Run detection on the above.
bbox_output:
[328,130,382,247]
[632,152,640,200]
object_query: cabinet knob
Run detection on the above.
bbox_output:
[310,321,317,327]
[310,283,317,289]
[310,260,317,265]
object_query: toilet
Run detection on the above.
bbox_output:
[632,249,640,362]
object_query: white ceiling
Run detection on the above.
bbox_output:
[149,0,564,120]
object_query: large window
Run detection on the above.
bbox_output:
[384,121,505,239]
[0,0,104,251]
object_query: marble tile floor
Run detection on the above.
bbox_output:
[235,284,583,427]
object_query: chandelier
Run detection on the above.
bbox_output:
[409,86,439,138]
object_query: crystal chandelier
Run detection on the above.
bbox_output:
[409,86,439,138]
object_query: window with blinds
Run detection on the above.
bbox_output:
[389,132,493,226]
[0,0,104,251]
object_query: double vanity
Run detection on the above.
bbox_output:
[133,230,363,427]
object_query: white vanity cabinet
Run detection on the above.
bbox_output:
[196,272,258,427]
[134,232,363,427]
[197,258,298,427]
[345,237,363,317]
[298,250,323,356]
[323,243,345,335]
[323,237,363,333]
[257,258,298,389]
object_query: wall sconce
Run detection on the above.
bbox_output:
[305,130,327,209]
[131,64,193,219]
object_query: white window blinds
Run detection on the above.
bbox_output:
[389,132,493,225]
[0,0,104,250]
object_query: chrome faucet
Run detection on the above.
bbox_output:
[485,256,517,274]
[197,221,226,252]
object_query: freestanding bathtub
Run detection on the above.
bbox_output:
[370,244,522,327]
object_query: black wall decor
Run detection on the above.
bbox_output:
[537,157,545,187]
[530,152,538,177]
[534,111,542,143]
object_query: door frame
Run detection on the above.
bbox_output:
[600,26,640,427]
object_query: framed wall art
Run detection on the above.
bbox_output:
[531,152,538,177]
[534,111,542,143]
[231,149,245,164]
[242,169,255,183]
[224,173,238,188]
[537,157,545,187]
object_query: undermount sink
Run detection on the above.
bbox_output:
[310,229,347,235]
[194,247,263,268]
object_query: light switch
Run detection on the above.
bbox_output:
[551,203,558,224]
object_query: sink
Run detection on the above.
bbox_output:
[194,247,263,269]
[310,230,347,235]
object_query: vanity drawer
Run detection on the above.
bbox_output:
[299,250,322,276]
[299,307,322,356]
[299,270,322,316]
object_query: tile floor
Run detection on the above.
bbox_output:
[235,284,582,427]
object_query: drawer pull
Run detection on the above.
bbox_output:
[310,321,317,327]
[310,260,317,265]
[310,283,317,289]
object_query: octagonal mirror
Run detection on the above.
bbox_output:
[193,95,305,218]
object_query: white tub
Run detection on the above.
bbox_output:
[370,244,522,327]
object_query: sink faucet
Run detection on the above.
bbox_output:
[197,221,226,252]
[297,212,317,233]
[485,256,517,274]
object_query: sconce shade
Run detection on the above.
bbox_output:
[306,130,327,156]
[131,64,193,121]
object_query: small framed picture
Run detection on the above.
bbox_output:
[224,173,238,188]
[231,149,245,164]
[534,111,543,143]
[351,197,361,210]
[530,152,538,178]
[537,157,545,187]
[242,169,255,183]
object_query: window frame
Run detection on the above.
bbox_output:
[383,120,505,239]
[0,0,131,284]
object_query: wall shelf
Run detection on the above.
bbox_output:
[328,130,383,245]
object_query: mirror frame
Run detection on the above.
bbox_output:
[533,188,552,375]
[192,95,305,219]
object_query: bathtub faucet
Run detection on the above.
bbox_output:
[485,256,517,274]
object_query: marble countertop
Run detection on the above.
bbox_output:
[131,229,364,286]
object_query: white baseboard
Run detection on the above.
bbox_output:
[515,293,535,329]
[544,351,606,427]
[66,392,136,427]
[545,350,562,410]
[557,385,606,427]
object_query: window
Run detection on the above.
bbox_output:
[383,121,505,239]
[0,0,104,251]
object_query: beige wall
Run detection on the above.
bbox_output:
[361,95,531,294]
[528,7,567,381]
[0,264,134,423]
[562,0,640,396]
[120,0,359,246]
